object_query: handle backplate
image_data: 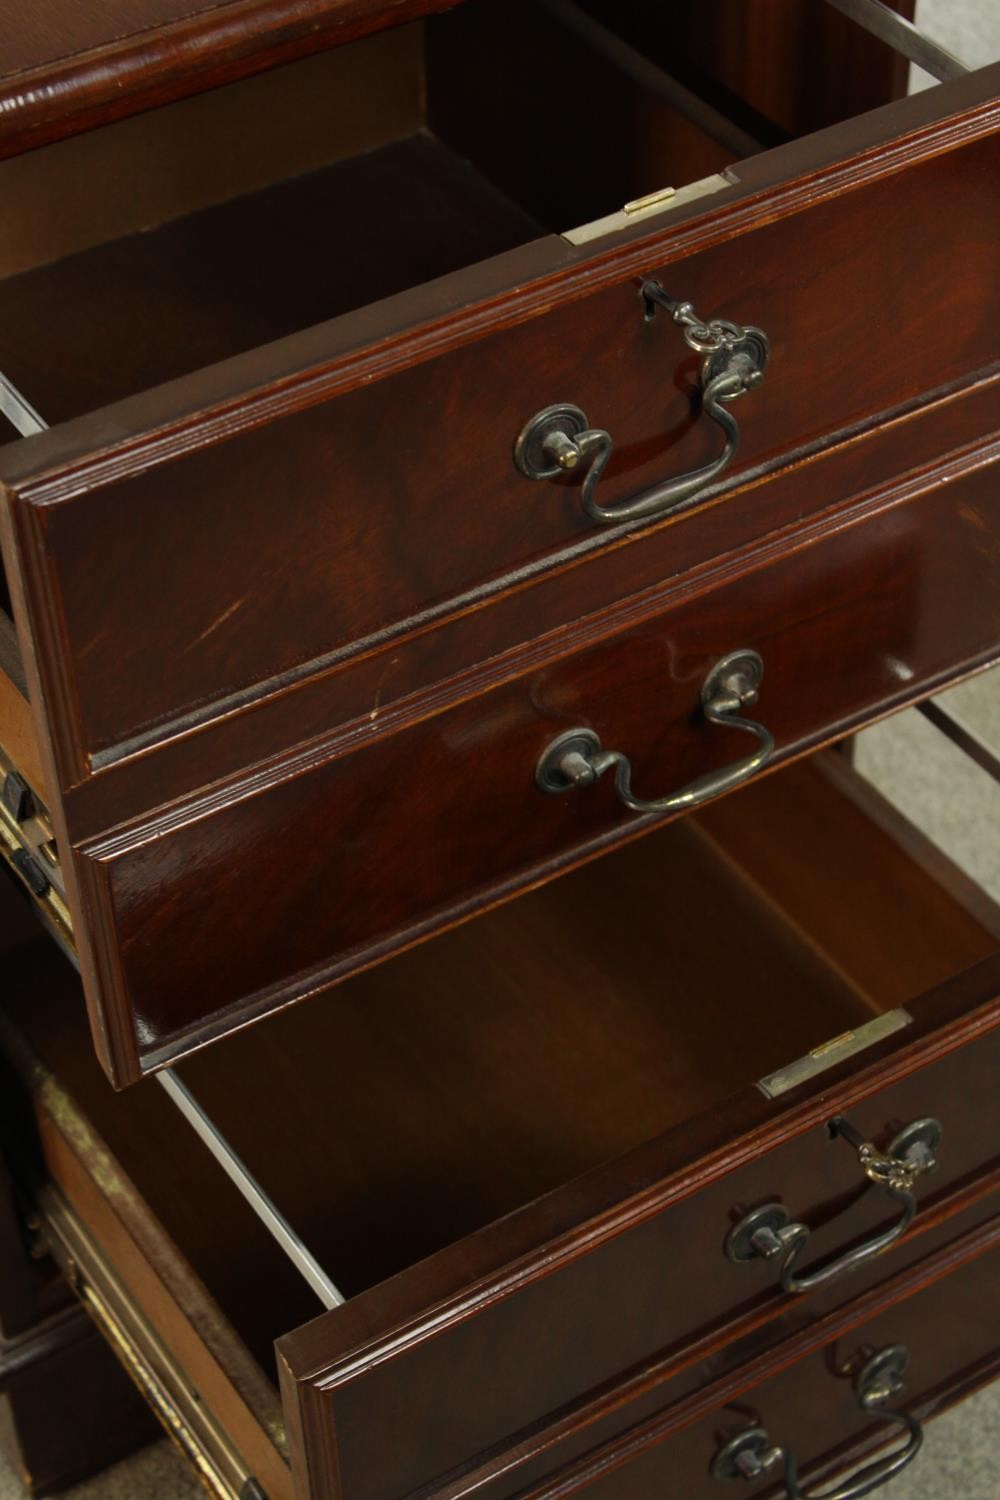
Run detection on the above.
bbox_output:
[725,1117,942,1294]
[514,285,769,526]
[536,649,772,814]
[713,1344,922,1499]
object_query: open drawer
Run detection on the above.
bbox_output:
[0,1,997,1085]
[2,694,999,1499]
[1,5,997,774]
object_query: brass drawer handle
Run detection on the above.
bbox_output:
[712,1345,923,1496]
[536,650,773,814]
[514,281,769,526]
[725,1117,942,1295]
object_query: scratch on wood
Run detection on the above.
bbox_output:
[185,596,249,652]
[369,655,400,721]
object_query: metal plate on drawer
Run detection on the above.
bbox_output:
[758,1009,913,1098]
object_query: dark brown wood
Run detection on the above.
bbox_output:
[0,0,920,162]
[274,958,1000,1500]
[172,808,874,1298]
[0,0,464,160]
[592,0,918,144]
[406,1185,1000,1500]
[514,1221,1000,1500]
[0,1302,158,1497]
[0,25,426,283]
[3,752,1000,1497]
[250,742,1000,1499]
[0,133,542,426]
[1,84,996,777]
[0,7,997,1495]
[48,366,1000,842]
[0,55,996,1084]
[696,753,1000,999]
[426,1,736,233]
[57,445,1000,1079]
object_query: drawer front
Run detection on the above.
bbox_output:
[67,449,1000,1080]
[0,74,997,779]
[539,1223,1000,1499]
[278,980,1000,1500]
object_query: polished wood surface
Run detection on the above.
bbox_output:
[275,976,1000,1498]
[0,0,919,162]
[0,5,997,1495]
[265,752,1000,1499]
[39,369,1000,841]
[0,132,541,425]
[3,754,1000,1498]
[55,447,1000,1079]
[0,38,994,1083]
[529,1225,1000,1499]
[0,27,426,282]
[1,92,995,772]
[0,0,462,158]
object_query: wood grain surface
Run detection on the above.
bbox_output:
[0,0,463,158]
[0,17,995,1090]
[2,756,999,1497]
[64,446,1000,1078]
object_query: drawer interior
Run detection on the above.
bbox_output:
[0,0,931,437]
[4,736,998,1398]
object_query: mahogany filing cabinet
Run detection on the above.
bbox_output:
[0,1,998,1496]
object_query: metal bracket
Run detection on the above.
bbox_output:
[757,1010,912,1098]
[0,746,73,945]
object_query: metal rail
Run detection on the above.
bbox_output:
[0,370,47,437]
[918,697,1000,786]
[823,0,969,82]
[158,1071,346,1311]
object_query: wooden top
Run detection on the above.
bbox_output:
[0,0,460,158]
